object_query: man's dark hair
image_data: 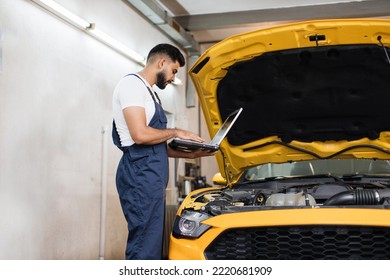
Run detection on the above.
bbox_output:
[147,44,185,67]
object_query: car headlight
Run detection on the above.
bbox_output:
[172,210,211,238]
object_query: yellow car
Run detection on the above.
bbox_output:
[169,19,390,260]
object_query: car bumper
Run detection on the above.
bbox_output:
[169,208,390,260]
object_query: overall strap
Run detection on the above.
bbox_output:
[112,120,126,151]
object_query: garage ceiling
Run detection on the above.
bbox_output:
[125,0,390,54]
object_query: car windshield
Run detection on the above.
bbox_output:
[243,159,390,181]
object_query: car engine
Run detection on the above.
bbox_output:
[195,179,390,216]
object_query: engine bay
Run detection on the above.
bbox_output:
[191,176,390,216]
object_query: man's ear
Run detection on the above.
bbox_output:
[157,58,166,69]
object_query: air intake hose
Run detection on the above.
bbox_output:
[324,189,390,206]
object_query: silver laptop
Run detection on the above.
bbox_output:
[168,107,243,152]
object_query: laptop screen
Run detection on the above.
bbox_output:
[210,107,243,145]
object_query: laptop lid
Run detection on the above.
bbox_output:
[209,107,243,145]
[168,107,243,152]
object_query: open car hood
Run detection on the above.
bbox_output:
[189,19,390,183]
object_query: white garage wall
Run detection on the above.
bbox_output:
[0,0,208,260]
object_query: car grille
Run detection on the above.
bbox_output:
[204,225,390,259]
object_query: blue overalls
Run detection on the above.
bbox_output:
[112,76,169,259]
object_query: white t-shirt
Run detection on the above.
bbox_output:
[112,74,158,146]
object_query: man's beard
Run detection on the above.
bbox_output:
[156,71,167,89]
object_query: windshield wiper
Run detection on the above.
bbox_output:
[241,173,342,185]
[340,173,390,186]
[240,176,290,185]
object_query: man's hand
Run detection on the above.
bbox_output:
[174,128,205,143]
[191,149,217,158]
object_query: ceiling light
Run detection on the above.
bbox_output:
[173,77,183,85]
[30,0,145,65]
[87,24,145,65]
[31,0,89,29]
